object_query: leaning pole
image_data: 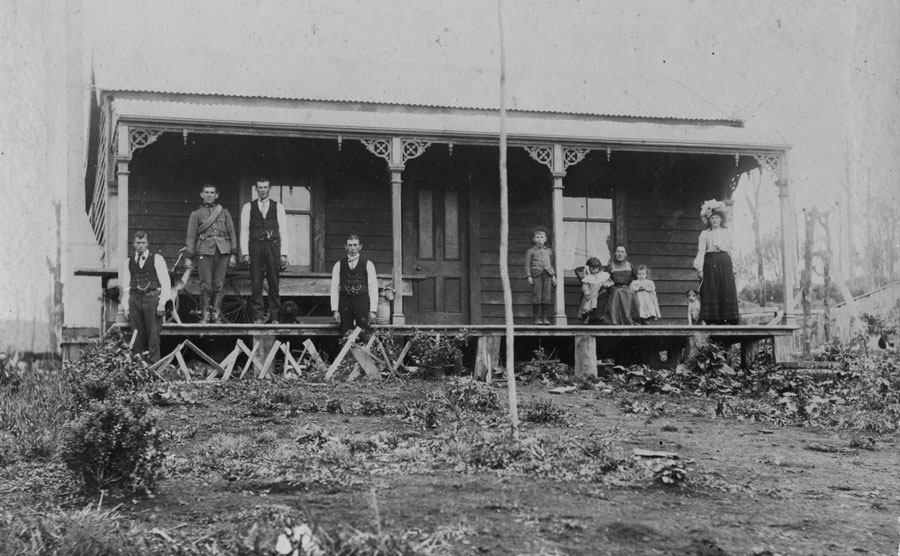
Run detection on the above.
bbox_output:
[497,0,519,441]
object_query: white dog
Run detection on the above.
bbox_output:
[687,290,702,325]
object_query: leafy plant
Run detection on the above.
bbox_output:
[61,397,164,494]
[0,366,73,461]
[516,348,571,384]
[521,399,570,424]
[404,331,470,370]
[438,378,500,413]
[64,338,157,408]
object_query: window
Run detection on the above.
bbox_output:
[560,194,614,270]
[252,185,312,270]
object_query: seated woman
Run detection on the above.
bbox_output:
[579,257,610,324]
[603,245,639,325]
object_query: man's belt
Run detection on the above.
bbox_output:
[198,233,229,240]
[252,231,280,241]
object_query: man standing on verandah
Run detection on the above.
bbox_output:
[120,231,171,362]
[185,183,238,323]
[330,234,378,334]
[240,177,289,324]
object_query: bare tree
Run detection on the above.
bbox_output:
[497,0,519,441]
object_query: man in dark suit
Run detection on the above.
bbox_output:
[121,231,171,362]
[330,234,378,334]
[240,177,289,324]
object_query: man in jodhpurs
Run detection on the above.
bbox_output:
[185,184,237,323]
[240,178,289,324]
[330,234,378,334]
[120,231,171,362]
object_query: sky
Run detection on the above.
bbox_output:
[1,0,898,348]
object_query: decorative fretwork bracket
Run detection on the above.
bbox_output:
[753,153,782,178]
[360,138,392,163]
[402,139,431,163]
[361,137,432,168]
[524,145,553,171]
[563,147,590,170]
[130,128,165,155]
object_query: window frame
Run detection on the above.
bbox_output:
[561,192,616,270]
[254,184,314,271]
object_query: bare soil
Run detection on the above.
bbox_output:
[5,378,899,555]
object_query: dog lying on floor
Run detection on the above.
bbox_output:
[687,289,702,325]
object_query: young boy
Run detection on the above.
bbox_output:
[524,226,556,325]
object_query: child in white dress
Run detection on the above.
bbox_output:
[579,257,610,324]
[630,265,661,324]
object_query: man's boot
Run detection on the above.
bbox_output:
[532,304,542,325]
[199,295,210,324]
[541,304,553,325]
[210,293,223,323]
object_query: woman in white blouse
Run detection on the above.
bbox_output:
[693,200,740,325]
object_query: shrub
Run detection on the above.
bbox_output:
[61,397,164,494]
[439,378,500,413]
[64,338,157,408]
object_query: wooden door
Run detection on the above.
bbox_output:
[411,182,468,324]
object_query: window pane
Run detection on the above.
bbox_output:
[418,188,434,258]
[444,189,459,259]
[280,186,311,211]
[563,197,587,218]
[587,197,613,219]
[560,221,612,270]
[585,222,612,265]
[285,214,311,268]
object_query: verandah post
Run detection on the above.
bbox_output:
[114,123,131,319]
[551,144,567,326]
[389,136,405,324]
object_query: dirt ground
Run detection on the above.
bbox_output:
[5,377,899,555]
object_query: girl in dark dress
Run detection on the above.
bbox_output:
[693,200,740,325]
[603,245,639,325]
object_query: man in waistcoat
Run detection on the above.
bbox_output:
[185,184,238,323]
[240,177,289,324]
[330,234,378,334]
[120,231,171,362]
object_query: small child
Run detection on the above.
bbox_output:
[579,257,610,324]
[630,264,661,324]
[524,225,556,325]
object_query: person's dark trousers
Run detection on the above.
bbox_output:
[198,252,229,319]
[129,290,161,362]
[338,294,370,334]
[249,239,281,322]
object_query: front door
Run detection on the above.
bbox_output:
[410,180,468,324]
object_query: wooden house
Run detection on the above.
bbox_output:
[79,87,795,324]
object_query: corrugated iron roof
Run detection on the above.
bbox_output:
[94,50,743,126]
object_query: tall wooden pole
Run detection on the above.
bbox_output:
[497,0,519,441]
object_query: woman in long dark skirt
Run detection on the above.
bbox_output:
[693,200,740,325]
[603,245,639,325]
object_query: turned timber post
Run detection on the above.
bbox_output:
[113,123,131,318]
[361,136,432,324]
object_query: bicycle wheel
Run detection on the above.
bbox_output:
[220,275,252,323]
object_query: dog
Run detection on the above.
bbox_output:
[687,289,702,325]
